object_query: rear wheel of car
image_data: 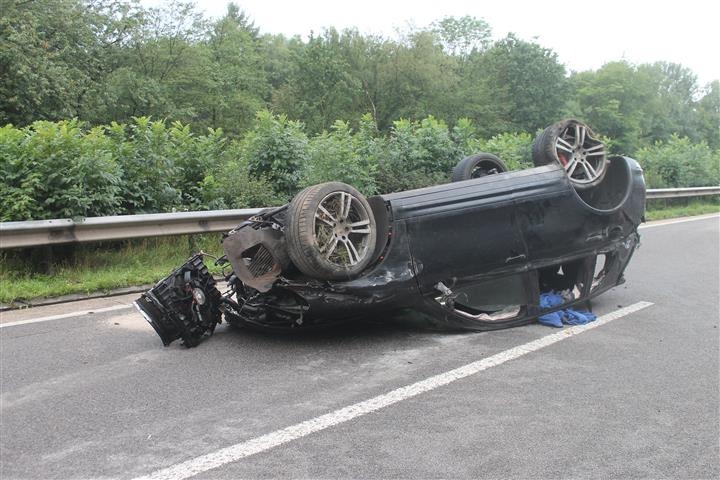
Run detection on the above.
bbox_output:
[286,182,377,281]
[532,119,608,190]
[451,153,508,182]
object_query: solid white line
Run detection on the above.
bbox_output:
[639,213,719,229]
[133,301,653,480]
[0,304,132,328]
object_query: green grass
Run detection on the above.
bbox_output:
[645,198,719,221]
[2,199,718,304]
[0,234,224,304]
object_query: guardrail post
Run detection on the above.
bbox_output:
[188,234,198,256]
[36,245,54,275]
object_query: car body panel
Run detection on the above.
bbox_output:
[135,156,646,347]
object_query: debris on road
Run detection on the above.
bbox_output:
[537,292,597,327]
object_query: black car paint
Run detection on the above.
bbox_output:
[136,156,645,347]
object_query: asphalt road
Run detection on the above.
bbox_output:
[1,215,718,479]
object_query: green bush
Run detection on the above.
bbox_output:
[377,116,459,192]
[167,123,227,210]
[211,141,288,208]
[303,119,378,195]
[0,117,238,220]
[637,135,720,188]
[468,132,533,170]
[0,120,122,221]
[106,118,182,213]
[451,118,480,156]
[243,110,309,198]
[4,115,717,224]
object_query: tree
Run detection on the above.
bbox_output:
[324,29,386,128]
[272,28,361,133]
[0,0,104,124]
[370,30,460,130]
[566,62,652,154]
[86,1,208,125]
[637,62,701,143]
[696,81,720,149]
[565,61,714,154]
[189,3,269,135]
[479,34,566,134]
[432,16,492,58]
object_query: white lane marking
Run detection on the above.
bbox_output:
[640,213,719,229]
[133,301,653,480]
[0,304,132,329]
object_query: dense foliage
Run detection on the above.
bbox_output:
[0,114,532,220]
[1,0,718,221]
[3,114,717,222]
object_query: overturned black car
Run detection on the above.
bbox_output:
[135,120,645,347]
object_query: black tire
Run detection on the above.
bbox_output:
[531,119,608,190]
[451,153,508,182]
[286,182,377,281]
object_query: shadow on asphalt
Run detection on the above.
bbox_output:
[178,314,479,354]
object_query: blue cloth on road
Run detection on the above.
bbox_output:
[563,308,596,325]
[537,292,596,328]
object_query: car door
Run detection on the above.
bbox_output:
[405,202,527,294]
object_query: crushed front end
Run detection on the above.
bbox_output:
[134,207,320,346]
[133,202,415,346]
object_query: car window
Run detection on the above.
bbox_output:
[451,273,527,321]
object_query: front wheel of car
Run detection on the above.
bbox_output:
[451,153,508,182]
[286,182,377,281]
[532,119,608,190]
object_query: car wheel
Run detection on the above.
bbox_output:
[451,153,508,182]
[532,119,608,189]
[286,182,377,281]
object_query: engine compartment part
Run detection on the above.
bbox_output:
[134,254,222,347]
[223,214,290,293]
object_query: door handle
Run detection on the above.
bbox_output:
[505,253,527,263]
[586,232,605,242]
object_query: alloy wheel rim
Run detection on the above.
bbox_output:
[554,123,607,185]
[313,191,373,267]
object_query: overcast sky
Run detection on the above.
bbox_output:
[144,0,720,86]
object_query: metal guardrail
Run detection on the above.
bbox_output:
[0,209,263,249]
[1,187,718,249]
[645,186,720,199]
